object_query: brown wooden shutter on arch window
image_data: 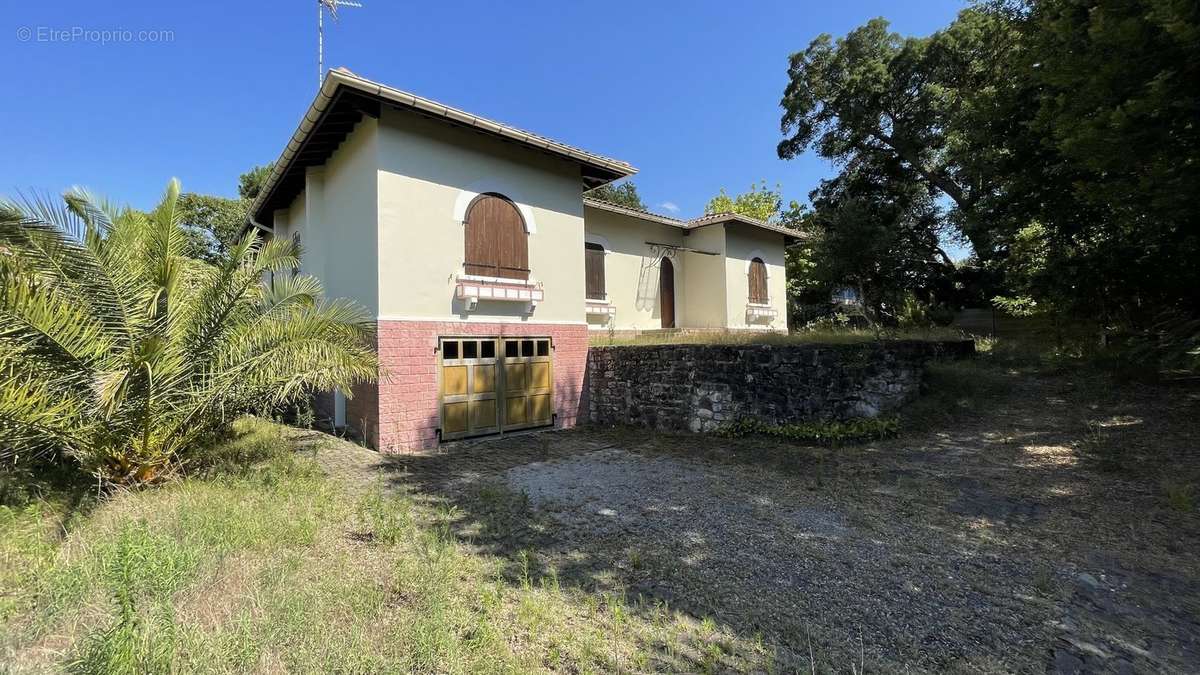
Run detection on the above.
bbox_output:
[749,258,768,303]
[584,243,606,300]
[464,195,529,280]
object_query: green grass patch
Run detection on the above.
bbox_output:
[1,417,772,673]
[715,416,900,446]
[900,358,1015,432]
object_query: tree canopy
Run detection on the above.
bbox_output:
[584,180,645,210]
[705,182,783,222]
[177,162,275,262]
[778,0,1200,329]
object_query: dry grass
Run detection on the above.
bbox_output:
[0,418,771,673]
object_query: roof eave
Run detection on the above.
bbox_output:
[250,70,637,226]
[582,196,687,228]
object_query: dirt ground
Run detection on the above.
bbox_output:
[319,367,1200,673]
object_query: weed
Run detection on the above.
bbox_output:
[1,418,776,674]
[472,481,532,541]
[901,359,1011,431]
[357,485,414,545]
[716,416,900,446]
[1163,481,1195,512]
[1032,565,1057,597]
[1080,419,1127,472]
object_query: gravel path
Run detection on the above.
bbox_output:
[303,371,1200,674]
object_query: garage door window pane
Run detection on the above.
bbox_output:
[464,341,478,359]
[443,340,459,359]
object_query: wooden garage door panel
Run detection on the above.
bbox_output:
[530,362,550,390]
[443,365,467,396]
[505,397,527,425]
[473,365,495,393]
[470,400,497,429]
[530,394,552,424]
[443,401,468,434]
[504,363,526,392]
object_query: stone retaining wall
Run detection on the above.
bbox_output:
[585,340,975,432]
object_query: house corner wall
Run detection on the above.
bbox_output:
[681,225,728,329]
[723,226,789,332]
[278,116,384,441]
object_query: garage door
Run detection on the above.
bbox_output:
[500,337,553,433]
[438,336,553,441]
[439,337,500,441]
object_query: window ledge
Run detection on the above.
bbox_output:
[457,273,539,287]
[456,276,544,304]
[746,304,778,322]
[586,302,616,316]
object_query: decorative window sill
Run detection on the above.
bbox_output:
[585,302,616,316]
[457,273,539,287]
[456,276,544,308]
[746,304,778,322]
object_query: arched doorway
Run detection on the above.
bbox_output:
[659,257,675,329]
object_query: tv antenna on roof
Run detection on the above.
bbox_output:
[318,0,363,88]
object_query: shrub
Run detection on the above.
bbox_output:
[0,180,378,486]
[1163,481,1195,512]
[715,416,899,446]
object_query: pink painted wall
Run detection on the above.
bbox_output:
[351,320,589,451]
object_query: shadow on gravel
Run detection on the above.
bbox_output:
[359,373,1200,674]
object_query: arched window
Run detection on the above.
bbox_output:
[748,257,768,303]
[464,194,529,280]
[584,242,606,300]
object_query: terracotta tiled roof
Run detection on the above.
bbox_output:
[584,197,802,240]
[582,196,686,226]
[251,69,636,227]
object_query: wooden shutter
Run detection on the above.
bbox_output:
[584,243,606,300]
[749,258,768,303]
[464,195,529,280]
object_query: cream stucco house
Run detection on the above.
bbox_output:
[249,69,796,448]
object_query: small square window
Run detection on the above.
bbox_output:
[536,339,550,356]
[481,341,495,358]
[443,340,459,359]
[505,340,519,358]
[521,340,534,357]
[464,340,478,359]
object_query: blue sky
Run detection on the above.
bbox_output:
[2,0,964,223]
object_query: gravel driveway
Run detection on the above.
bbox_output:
[359,371,1200,674]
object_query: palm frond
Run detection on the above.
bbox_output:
[0,369,88,462]
[0,178,379,485]
[0,194,134,343]
[0,265,113,380]
[261,273,322,313]
[64,186,123,235]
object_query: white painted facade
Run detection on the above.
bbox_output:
[262,76,791,335]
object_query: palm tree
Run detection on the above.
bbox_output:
[0,179,377,485]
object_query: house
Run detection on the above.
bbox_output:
[248,69,796,449]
